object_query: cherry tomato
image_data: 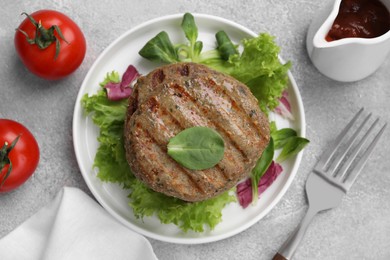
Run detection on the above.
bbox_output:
[14,10,86,80]
[0,119,40,193]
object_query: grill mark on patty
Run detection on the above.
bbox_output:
[213,164,230,183]
[201,77,264,141]
[152,69,165,86]
[179,64,190,76]
[147,96,183,142]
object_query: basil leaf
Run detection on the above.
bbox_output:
[167,126,225,170]
[276,137,309,163]
[138,31,179,63]
[271,128,297,149]
[250,138,274,204]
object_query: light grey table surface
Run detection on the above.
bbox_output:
[1,0,390,259]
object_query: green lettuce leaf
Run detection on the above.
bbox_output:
[81,89,133,186]
[130,180,235,232]
[230,33,290,112]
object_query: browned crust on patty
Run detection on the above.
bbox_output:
[124,62,270,202]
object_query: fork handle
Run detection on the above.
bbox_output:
[273,206,319,260]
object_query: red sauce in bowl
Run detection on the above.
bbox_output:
[326,0,390,41]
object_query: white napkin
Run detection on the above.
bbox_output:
[0,187,158,260]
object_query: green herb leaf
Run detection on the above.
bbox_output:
[216,30,238,61]
[180,13,204,62]
[138,31,179,63]
[181,13,198,44]
[276,136,309,163]
[270,127,309,162]
[194,41,203,57]
[139,13,224,65]
[271,128,297,149]
[167,126,225,170]
[250,138,274,204]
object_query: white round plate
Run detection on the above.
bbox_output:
[73,13,306,244]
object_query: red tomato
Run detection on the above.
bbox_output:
[14,10,86,80]
[0,119,40,193]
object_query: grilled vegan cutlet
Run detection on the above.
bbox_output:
[124,62,270,202]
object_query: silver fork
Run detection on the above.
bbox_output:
[273,108,387,260]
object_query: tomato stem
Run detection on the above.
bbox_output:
[0,136,20,187]
[16,12,69,60]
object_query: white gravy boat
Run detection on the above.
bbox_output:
[306,0,390,82]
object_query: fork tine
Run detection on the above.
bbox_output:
[328,113,372,176]
[335,117,379,181]
[342,122,387,190]
[316,107,364,170]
